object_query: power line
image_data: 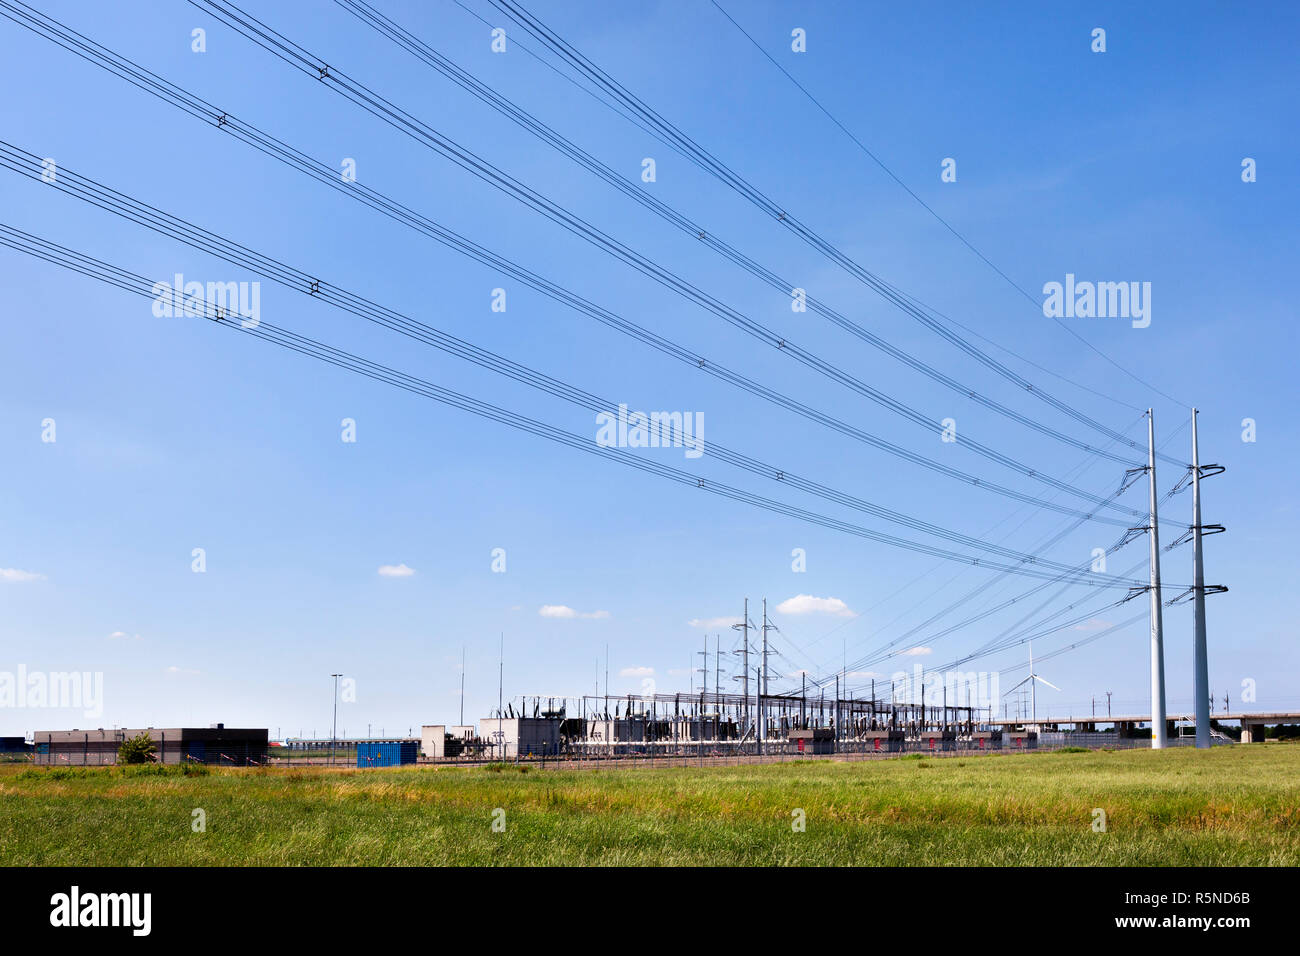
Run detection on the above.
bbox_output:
[782,408,1151,665]
[0,7,1150,525]
[175,0,1166,503]
[485,0,1192,434]
[831,462,1190,688]
[792,445,1193,689]
[775,482,1139,685]
[334,0,1154,467]
[781,458,1186,688]
[0,222,1159,587]
[0,142,1141,578]
[707,0,1188,408]
[5,1,1211,702]
[445,0,1146,419]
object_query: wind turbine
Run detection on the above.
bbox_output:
[1002,641,1059,725]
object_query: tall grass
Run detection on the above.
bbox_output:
[1,745,1296,866]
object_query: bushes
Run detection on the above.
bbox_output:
[117,763,210,778]
[18,767,92,780]
[117,732,157,765]
[19,763,210,779]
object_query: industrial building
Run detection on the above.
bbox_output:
[420,724,476,758]
[479,716,562,758]
[33,725,268,766]
[450,692,990,760]
[285,735,420,751]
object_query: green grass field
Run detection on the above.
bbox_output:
[2,745,1297,865]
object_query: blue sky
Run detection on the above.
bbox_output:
[1,0,1296,738]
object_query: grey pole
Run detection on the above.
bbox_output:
[757,598,768,754]
[1146,410,1168,749]
[1191,408,1211,748]
[498,634,504,759]
[715,634,721,702]
[1029,641,1036,725]
[762,599,770,701]
[742,598,749,735]
[330,673,341,767]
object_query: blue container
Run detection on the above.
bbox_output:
[356,741,418,768]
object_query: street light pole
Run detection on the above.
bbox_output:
[330,673,342,767]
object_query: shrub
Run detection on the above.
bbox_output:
[18,767,94,780]
[117,732,157,765]
[115,763,209,778]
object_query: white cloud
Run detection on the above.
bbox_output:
[900,646,932,656]
[539,605,610,620]
[1073,618,1113,631]
[109,631,142,641]
[377,563,416,577]
[848,670,884,679]
[775,594,856,617]
[619,666,654,677]
[688,616,742,629]
[1,568,45,583]
[166,665,199,675]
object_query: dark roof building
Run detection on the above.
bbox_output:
[34,725,268,766]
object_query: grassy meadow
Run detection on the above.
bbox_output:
[1,745,1297,866]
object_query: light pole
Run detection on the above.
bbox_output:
[330,673,342,767]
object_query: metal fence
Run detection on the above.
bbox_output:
[16,731,1237,772]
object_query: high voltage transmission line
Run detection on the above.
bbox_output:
[175,0,1174,492]
[482,0,1193,427]
[461,0,1228,702]
[0,4,1155,527]
[706,0,1188,409]
[0,3,1228,748]
[803,465,1193,687]
[0,141,1145,580]
[443,0,1145,419]
[785,411,1149,660]
[769,478,1139,682]
[784,423,1194,688]
[332,0,1154,466]
[0,222,1160,587]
